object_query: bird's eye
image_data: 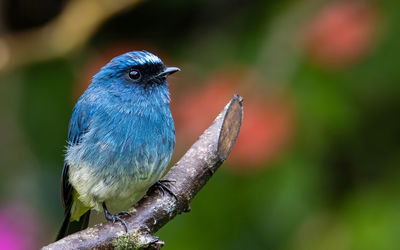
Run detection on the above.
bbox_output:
[128,69,141,81]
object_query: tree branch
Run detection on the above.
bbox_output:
[43,94,244,250]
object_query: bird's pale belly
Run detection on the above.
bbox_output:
[68,157,168,213]
[67,129,172,213]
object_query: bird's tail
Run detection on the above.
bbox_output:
[56,210,91,241]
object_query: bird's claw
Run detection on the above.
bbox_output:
[152,179,177,200]
[103,203,129,232]
[106,213,129,232]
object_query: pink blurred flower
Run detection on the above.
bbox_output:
[304,0,379,69]
[172,70,294,172]
[0,202,42,250]
[172,77,235,146]
[228,95,293,171]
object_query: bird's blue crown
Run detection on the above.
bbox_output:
[109,51,163,67]
[92,51,165,82]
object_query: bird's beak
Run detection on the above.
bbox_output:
[158,67,180,78]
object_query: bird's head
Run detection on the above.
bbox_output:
[91,51,179,100]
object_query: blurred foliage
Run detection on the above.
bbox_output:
[0,0,400,249]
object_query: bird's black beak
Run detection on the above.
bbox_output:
[158,67,180,78]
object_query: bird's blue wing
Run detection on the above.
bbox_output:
[61,101,94,209]
[57,99,95,240]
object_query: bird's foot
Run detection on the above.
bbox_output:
[103,203,129,232]
[151,179,177,200]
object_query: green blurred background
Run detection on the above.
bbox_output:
[0,0,400,249]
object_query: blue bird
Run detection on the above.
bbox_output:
[56,51,179,240]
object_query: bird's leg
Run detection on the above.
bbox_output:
[150,179,178,200]
[102,202,128,232]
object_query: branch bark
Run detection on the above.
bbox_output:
[42,94,244,250]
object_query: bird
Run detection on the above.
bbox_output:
[56,51,179,240]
